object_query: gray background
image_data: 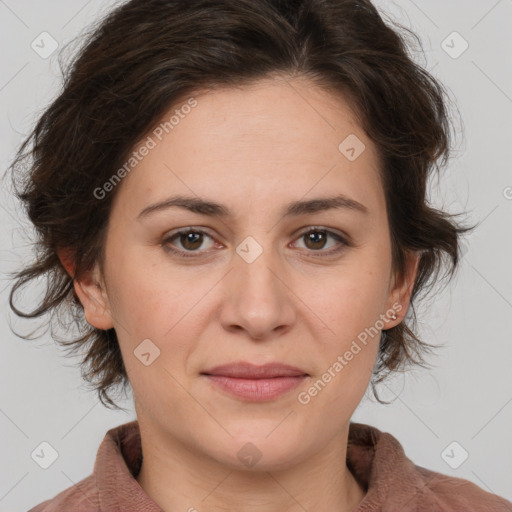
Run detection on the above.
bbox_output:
[1,1,511,510]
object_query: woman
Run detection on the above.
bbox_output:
[8,0,512,510]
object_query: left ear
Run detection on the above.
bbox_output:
[384,250,421,328]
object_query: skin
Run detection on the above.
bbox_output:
[59,75,419,512]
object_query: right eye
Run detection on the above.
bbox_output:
[161,228,220,258]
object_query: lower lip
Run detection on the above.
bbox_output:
[203,375,307,401]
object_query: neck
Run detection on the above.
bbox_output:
[135,421,366,512]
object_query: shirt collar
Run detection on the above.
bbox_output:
[93,419,433,511]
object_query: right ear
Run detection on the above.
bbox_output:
[57,246,76,278]
[56,246,114,330]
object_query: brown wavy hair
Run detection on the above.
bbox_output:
[6,0,475,410]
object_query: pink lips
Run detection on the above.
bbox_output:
[201,362,308,402]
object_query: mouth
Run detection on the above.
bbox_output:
[202,361,308,378]
[201,362,309,402]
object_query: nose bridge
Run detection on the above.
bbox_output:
[239,243,280,294]
[220,234,295,338]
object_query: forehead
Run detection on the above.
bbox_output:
[112,77,385,221]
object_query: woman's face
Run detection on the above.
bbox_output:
[76,76,418,470]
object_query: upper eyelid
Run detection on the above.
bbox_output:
[164,227,218,244]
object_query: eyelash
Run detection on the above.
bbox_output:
[161,227,349,259]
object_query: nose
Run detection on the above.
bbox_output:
[219,246,297,341]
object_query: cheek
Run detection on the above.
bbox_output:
[302,262,390,339]
[105,250,210,374]
[104,244,183,331]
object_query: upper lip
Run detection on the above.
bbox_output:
[201,362,308,378]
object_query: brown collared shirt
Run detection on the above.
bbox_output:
[28,420,512,511]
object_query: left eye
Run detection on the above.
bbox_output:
[291,228,347,254]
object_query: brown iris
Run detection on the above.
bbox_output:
[180,231,203,250]
[303,231,328,250]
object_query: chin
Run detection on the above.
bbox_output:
[202,429,307,472]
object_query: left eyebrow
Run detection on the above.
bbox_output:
[136,193,369,221]
[281,194,369,218]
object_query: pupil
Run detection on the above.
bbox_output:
[306,231,326,250]
[182,232,202,250]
